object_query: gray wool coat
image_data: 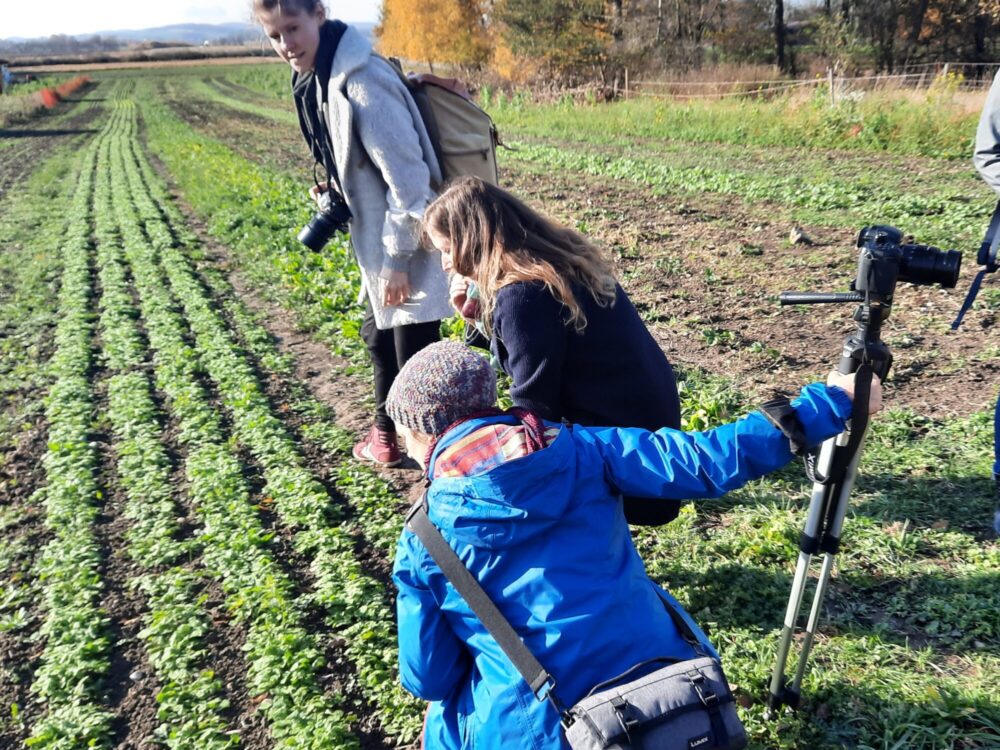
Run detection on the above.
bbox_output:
[975,68,1000,196]
[318,24,452,329]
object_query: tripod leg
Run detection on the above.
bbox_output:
[767,440,838,709]
[789,436,866,698]
[767,551,814,708]
[790,552,834,694]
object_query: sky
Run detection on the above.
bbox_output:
[3,0,381,39]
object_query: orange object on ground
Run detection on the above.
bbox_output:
[39,88,60,108]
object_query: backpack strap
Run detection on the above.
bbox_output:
[405,494,568,715]
[375,55,445,191]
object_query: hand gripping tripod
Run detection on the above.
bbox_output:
[766,226,961,714]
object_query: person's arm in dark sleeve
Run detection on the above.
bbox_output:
[494,284,568,422]
[577,382,853,499]
[975,69,1000,196]
[393,531,472,701]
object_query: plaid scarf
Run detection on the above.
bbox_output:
[431,408,559,479]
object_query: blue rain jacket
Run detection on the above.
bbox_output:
[393,383,853,750]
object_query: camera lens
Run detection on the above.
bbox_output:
[298,211,340,252]
[898,243,962,288]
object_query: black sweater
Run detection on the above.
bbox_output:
[491,281,681,431]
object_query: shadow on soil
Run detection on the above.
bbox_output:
[0,127,98,138]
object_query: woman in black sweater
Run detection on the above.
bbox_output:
[422,177,682,525]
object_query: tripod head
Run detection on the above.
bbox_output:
[779,226,961,380]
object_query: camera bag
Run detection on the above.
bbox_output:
[406,495,748,750]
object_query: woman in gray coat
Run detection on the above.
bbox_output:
[256,0,452,466]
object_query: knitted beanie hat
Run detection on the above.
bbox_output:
[386,341,497,436]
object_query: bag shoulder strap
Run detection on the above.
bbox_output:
[406,491,714,705]
[405,495,562,706]
[655,590,709,658]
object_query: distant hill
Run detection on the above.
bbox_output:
[0,21,375,58]
[87,22,262,45]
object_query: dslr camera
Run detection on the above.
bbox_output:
[298,190,352,252]
[856,225,961,289]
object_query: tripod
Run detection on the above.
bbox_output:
[766,226,960,713]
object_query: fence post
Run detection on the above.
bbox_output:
[828,66,836,106]
[625,68,629,101]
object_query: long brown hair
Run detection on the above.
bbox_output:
[422,177,617,333]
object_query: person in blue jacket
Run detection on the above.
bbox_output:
[387,341,882,750]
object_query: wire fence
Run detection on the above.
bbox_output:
[620,62,1000,102]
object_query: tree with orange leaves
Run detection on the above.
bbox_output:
[375,0,490,71]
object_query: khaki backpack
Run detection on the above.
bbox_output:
[381,57,500,189]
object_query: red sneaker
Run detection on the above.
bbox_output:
[353,425,403,467]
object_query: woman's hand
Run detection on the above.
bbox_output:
[309,183,328,206]
[381,270,411,307]
[449,274,470,316]
[827,370,883,414]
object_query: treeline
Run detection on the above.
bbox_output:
[0,35,124,58]
[375,0,1000,84]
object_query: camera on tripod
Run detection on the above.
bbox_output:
[855,225,961,289]
[768,225,961,715]
[781,226,961,313]
[298,190,352,252]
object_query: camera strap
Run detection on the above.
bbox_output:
[804,364,873,486]
[951,199,1000,330]
[761,397,809,456]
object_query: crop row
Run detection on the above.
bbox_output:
[0,140,88,665]
[132,80,413,557]
[26,130,112,748]
[106,100,361,749]
[92,104,238,750]
[117,100,423,740]
[196,270,407,556]
[161,73,989,251]
[135,84,364,358]
[504,141,987,248]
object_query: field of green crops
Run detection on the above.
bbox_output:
[0,66,997,750]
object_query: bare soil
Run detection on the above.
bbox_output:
[167,89,996,420]
[500,161,997,419]
[0,429,49,748]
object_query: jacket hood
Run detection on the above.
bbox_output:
[426,417,579,550]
